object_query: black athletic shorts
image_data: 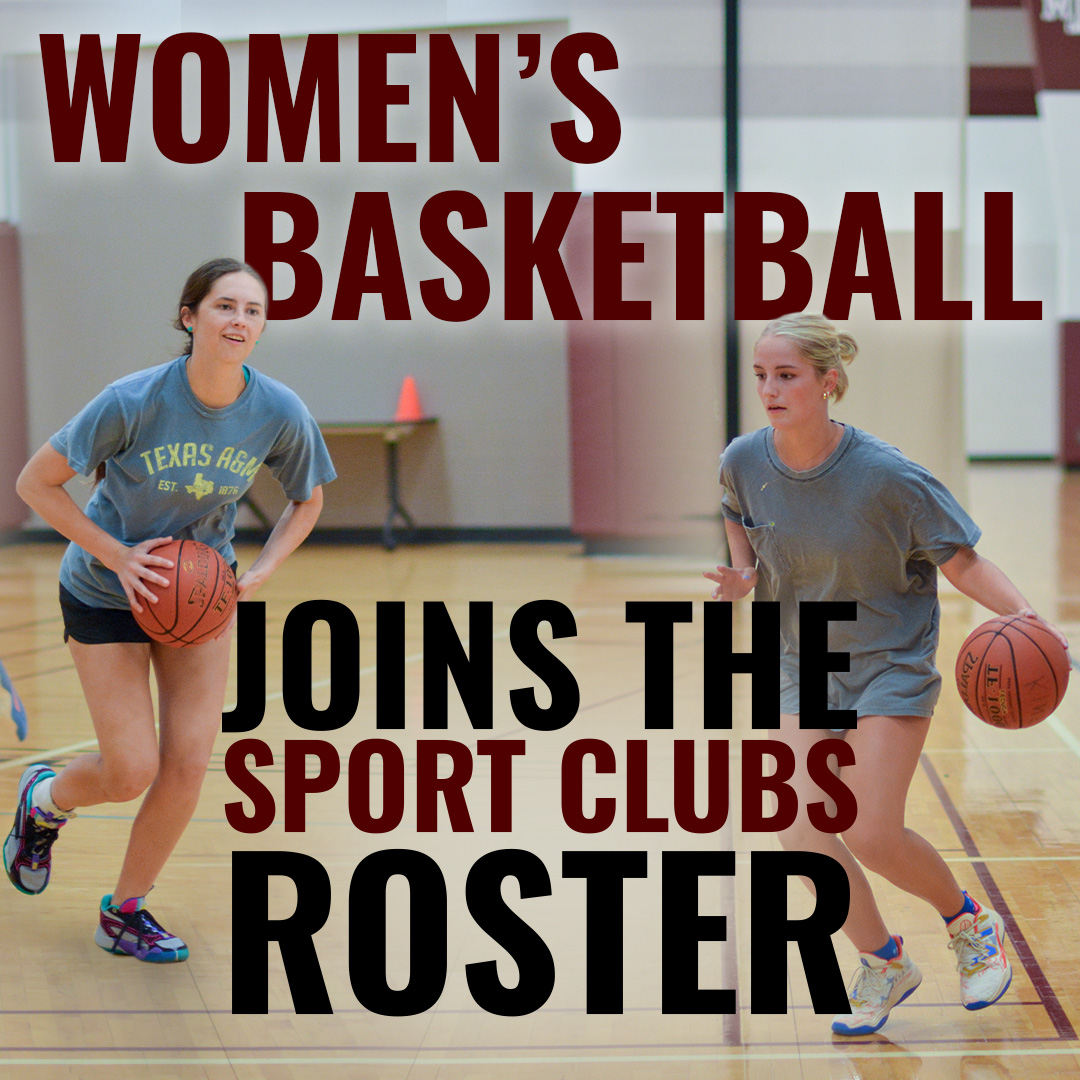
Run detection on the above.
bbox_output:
[59,562,239,645]
[60,584,149,645]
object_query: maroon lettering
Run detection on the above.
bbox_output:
[593,192,652,320]
[152,33,230,164]
[429,33,500,162]
[419,190,491,321]
[348,740,405,833]
[625,739,668,831]
[561,739,616,833]
[416,740,475,832]
[823,192,900,320]
[984,191,1041,320]
[477,739,526,832]
[333,192,411,320]
[244,191,323,320]
[504,191,583,319]
[247,34,341,162]
[549,33,621,164]
[913,192,971,320]
[733,192,812,319]
[357,34,417,162]
[39,33,140,162]
[656,191,726,320]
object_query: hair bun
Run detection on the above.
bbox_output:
[836,333,858,364]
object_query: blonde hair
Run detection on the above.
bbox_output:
[758,313,857,402]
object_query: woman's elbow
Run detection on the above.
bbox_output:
[301,486,324,519]
[17,444,74,507]
[940,545,978,585]
[14,466,32,505]
[15,460,46,509]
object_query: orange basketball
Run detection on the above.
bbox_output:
[955,615,1069,729]
[131,539,237,647]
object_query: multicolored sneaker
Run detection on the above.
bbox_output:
[832,936,923,1036]
[4,764,65,895]
[947,899,1012,1009]
[94,895,189,963]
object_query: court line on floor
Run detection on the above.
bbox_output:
[0,1000,1050,1017]
[2,620,661,776]
[2,1045,1080,1067]
[0,628,512,773]
[931,745,1080,753]
[93,849,1080,866]
[0,623,751,1059]
[24,622,1072,1058]
[1047,714,1080,761]
[940,854,1080,863]
[920,753,1077,1040]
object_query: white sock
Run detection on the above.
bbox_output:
[30,776,75,822]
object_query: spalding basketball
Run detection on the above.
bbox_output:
[131,539,237,647]
[955,615,1069,729]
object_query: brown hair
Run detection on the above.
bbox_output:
[96,260,268,486]
[174,257,268,355]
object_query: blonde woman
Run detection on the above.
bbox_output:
[705,313,1066,1035]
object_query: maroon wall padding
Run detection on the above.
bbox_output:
[1021,0,1080,92]
[0,224,28,530]
[564,196,725,551]
[969,66,1038,116]
[1061,322,1080,466]
[565,197,622,535]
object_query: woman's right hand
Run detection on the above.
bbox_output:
[703,565,757,601]
[107,536,175,613]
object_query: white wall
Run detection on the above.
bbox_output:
[10,22,576,528]
[963,118,1058,457]
[0,0,1064,506]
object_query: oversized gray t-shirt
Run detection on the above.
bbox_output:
[50,356,337,609]
[719,424,981,717]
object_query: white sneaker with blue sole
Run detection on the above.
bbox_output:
[947,900,1012,1010]
[832,936,922,1036]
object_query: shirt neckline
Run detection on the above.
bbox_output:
[764,423,855,480]
[175,356,256,417]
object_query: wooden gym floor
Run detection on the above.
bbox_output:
[2,461,1080,1079]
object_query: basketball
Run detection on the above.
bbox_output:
[131,539,237,647]
[955,615,1070,729]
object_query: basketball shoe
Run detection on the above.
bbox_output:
[947,899,1012,1009]
[4,764,66,895]
[832,936,923,1036]
[95,895,190,962]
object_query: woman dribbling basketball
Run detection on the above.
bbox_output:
[5,258,335,962]
[704,313,1067,1036]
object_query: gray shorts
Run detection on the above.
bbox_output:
[779,663,941,721]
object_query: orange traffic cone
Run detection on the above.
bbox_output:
[394,376,424,422]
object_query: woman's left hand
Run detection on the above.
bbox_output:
[235,568,263,602]
[214,490,323,639]
[1017,608,1070,652]
[214,570,262,639]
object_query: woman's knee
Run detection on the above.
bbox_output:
[100,751,158,802]
[842,820,902,873]
[777,818,836,855]
[154,748,214,795]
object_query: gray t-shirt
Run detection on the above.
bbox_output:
[51,356,337,609]
[719,424,981,717]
